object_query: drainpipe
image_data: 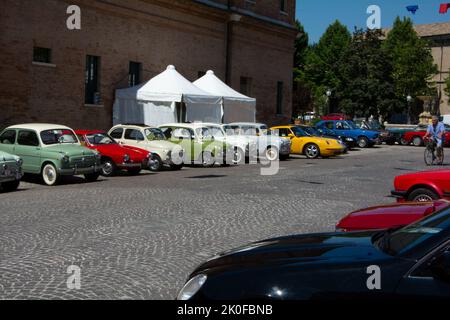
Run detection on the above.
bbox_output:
[225,1,241,85]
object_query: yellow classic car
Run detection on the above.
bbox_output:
[269,125,346,159]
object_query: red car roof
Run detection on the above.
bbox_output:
[74,130,106,135]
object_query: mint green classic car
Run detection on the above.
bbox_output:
[0,150,23,192]
[0,124,101,186]
[159,123,236,167]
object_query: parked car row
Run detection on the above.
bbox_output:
[177,168,450,300]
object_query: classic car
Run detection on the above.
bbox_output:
[336,200,450,232]
[108,124,184,171]
[0,124,101,186]
[224,122,291,161]
[385,125,420,145]
[269,125,346,159]
[315,120,380,148]
[159,123,236,167]
[298,125,355,151]
[402,124,450,147]
[75,130,154,176]
[391,169,450,202]
[0,150,23,192]
[178,206,450,300]
[353,119,396,145]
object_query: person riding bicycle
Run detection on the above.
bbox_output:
[424,115,445,162]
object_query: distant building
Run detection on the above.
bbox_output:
[0,0,297,130]
[414,22,450,115]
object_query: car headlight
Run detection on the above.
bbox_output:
[16,158,23,166]
[62,155,70,163]
[177,274,207,301]
[123,154,130,163]
[346,137,354,142]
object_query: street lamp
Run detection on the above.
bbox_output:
[326,89,332,115]
[406,95,413,124]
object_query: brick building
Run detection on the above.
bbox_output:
[414,22,450,115]
[0,0,297,130]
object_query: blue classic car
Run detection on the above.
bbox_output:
[315,120,380,148]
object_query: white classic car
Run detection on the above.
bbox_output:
[108,124,185,171]
[225,122,291,161]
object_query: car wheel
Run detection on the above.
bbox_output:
[85,173,100,182]
[265,146,279,161]
[412,136,423,147]
[149,155,163,171]
[357,137,369,148]
[101,158,116,177]
[170,164,183,170]
[1,180,20,192]
[233,148,245,165]
[201,151,215,167]
[42,163,60,186]
[408,188,439,202]
[304,143,320,159]
[400,137,409,146]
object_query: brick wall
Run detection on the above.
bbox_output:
[0,0,296,130]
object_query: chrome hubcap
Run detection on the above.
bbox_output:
[44,166,55,183]
[203,153,214,166]
[103,162,113,175]
[150,159,160,170]
[415,195,433,202]
[358,139,367,148]
[266,149,277,161]
[306,146,318,157]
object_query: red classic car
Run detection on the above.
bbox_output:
[402,124,450,146]
[391,169,450,202]
[336,200,449,232]
[75,130,152,176]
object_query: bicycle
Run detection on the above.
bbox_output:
[424,136,444,166]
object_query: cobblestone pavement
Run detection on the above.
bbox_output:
[0,145,437,299]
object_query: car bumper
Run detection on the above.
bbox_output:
[59,164,101,175]
[391,190,407,199]
[117,162,144,170]
[322,148,345,156]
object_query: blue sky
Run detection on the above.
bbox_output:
[296,0,450,43]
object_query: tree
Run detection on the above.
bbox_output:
[337,28,399,119]
[445,74,450,102]
[298,20,351,114]
[383,17,437,103]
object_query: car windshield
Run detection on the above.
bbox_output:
[368,121,382,130]
[374,206,450,256]
[300,126,319,136]
[40,129,79,145]
[345,121,358,130]
[195,127,214,140]
[207,126,225,138]
[86,133,116,145]
[145,128,166,141]
[291,126,309,137]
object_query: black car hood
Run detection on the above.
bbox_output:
[196,231,390,274]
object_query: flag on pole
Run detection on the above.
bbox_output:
[440,3,450,14]
[406,5,419,14]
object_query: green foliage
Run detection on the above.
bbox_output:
[383,17,438,100]
[445,74,450,103]
[337,28,399,118]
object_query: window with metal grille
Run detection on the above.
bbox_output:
[85,55,101,104]
[129,61,141,87]
[33,47,52,63]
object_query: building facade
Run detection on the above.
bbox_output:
[0,0,297,130]
[414,22,450,115]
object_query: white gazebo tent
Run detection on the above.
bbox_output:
[194,70,256,123]
[113,65,222,126]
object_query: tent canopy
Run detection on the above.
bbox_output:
[194,70,256,123]
[113,65,223,126]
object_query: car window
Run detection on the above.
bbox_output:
[17,130,40,147]
[336,121,349,130]
[195,127,213,139]
[159,127,173,139]
[124,129,145,141]
[325,122,334,130]
[173,128,193,139]
[110,128,124,139]
[412,245,450,278]
[40,129,78,145]
[0,130,16,144]
[291,126,307,137]
[86,133,116,145]
[144,128,166,141]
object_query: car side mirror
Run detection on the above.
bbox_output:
[288,134,295,139]
[430,251,450,282]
